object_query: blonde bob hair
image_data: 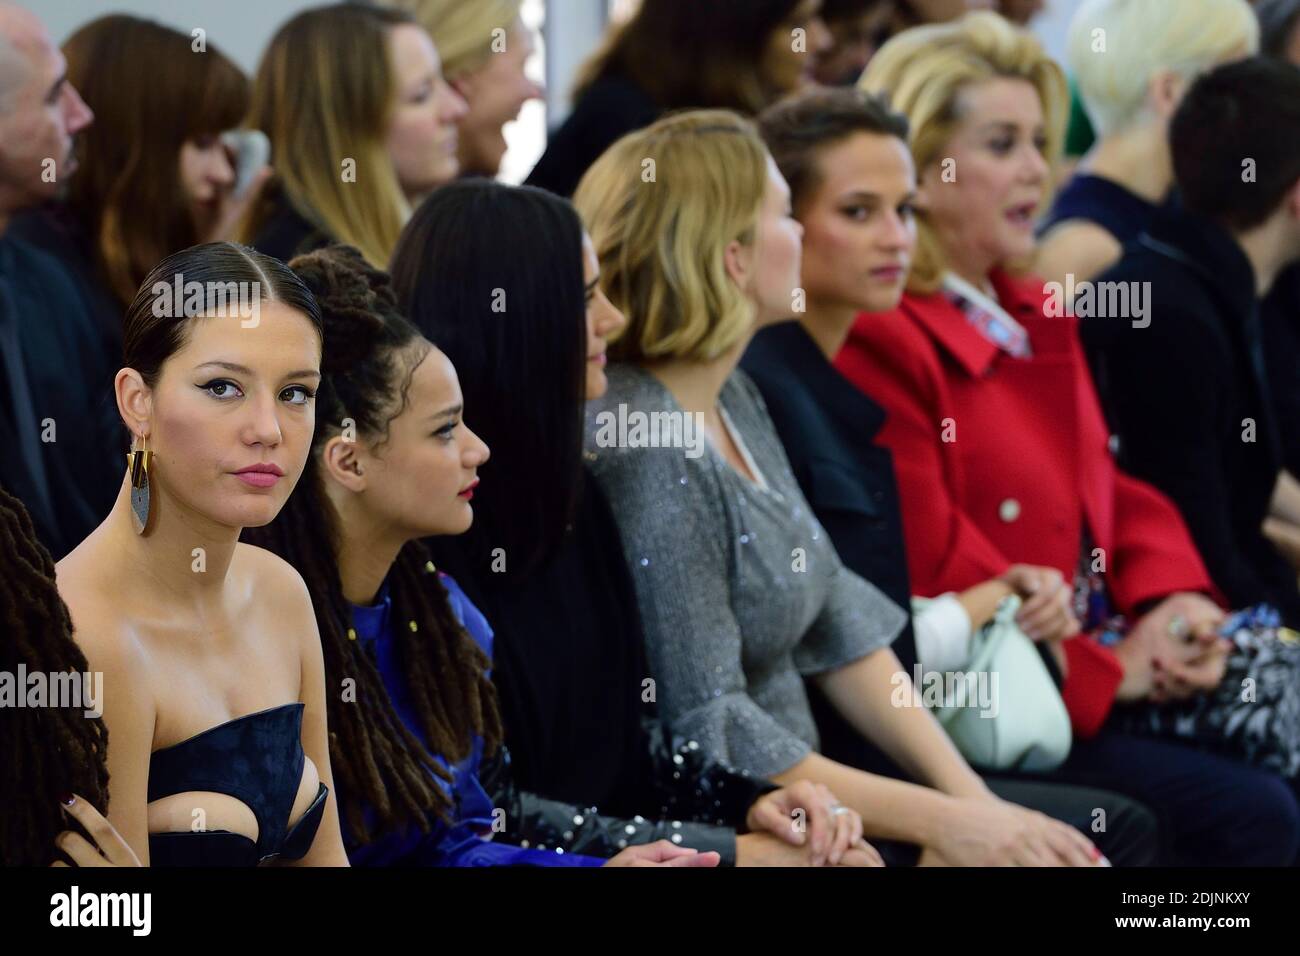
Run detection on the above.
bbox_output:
[242,4,416,267]
[1068,0,1257,138]
[859,11,1068,293]
[386,0,523,79]
[573,109,771,364]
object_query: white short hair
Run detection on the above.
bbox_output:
[1068,0,1258,136]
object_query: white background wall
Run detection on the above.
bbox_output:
[1034,0,1082,67]
[34,0,318,72]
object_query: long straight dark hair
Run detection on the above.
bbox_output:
[389,181,587,578]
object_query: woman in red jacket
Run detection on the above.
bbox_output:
[835,11,1300,864]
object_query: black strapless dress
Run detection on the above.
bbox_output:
[147,703,328,866]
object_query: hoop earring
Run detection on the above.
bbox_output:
[125,434,153,535]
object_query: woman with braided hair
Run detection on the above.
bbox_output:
[54,240,351,866]
[0,484,139,866]
[244,243,718,866]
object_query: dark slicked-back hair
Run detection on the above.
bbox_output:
[0,486,110,865]
[124,241,323,389]
[759,85,909,213]
[1171,56,1300,232]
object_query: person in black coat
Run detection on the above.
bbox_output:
[1083,59,1300,626]
[1262,266,1300,484]
[9,202,122,367]
[0,7,120,559]
[246,180,334,265]
[525,0,830,197]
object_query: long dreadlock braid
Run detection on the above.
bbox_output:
[242,245,500,848]
[0,486,110,865]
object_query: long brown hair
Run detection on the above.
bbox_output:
[0,486,110,866]
[240,4,415,268]
[64,15,250,306]
[575,0,809,113]
[242,245,502,847]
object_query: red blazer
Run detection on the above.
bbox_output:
[834,270,1214,736]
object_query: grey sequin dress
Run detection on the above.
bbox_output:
[585,363,908,778]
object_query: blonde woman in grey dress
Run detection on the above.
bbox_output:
[576,109,1105,866]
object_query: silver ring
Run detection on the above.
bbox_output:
[831,804,850,816]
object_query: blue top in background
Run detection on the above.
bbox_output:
[1037,173,1168,245]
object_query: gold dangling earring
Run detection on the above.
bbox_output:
[125,433,153,535]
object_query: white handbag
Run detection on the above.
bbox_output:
[911,594,1072,772]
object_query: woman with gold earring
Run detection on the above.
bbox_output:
[125,433,151,535]
[53,241,352,866]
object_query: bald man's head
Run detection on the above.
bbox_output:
[0,2,92,215]
[0,3,51,107]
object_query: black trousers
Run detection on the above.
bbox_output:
[1030,728,1300,867]
[809,685,1159,866]
[859,775,1157,868]
[984,775,1158,867]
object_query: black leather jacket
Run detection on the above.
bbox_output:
[483,718,777,866]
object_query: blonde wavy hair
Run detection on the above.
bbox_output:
[573,109,771,363]
[859,11,1068,293]
[388,0,523,80]
[241,4,415,268]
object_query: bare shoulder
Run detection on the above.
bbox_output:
[54,547,147,679]
[235,541,310,595]
[233,543,319,654]
[52,550,155,743]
